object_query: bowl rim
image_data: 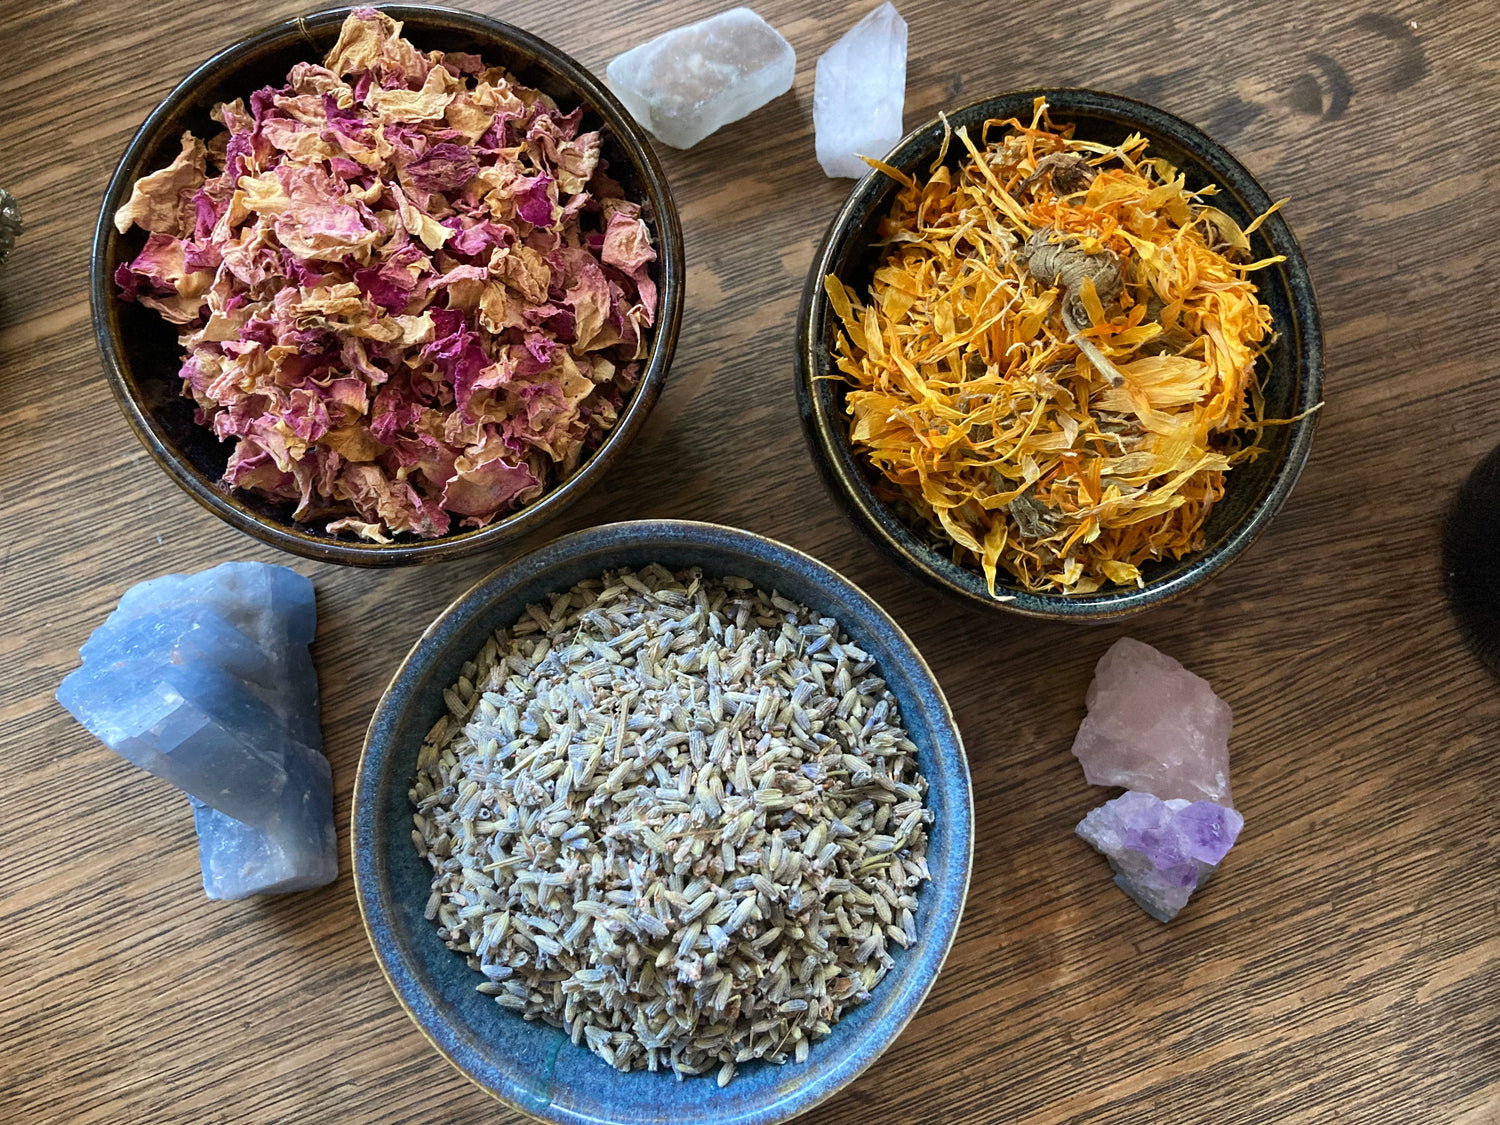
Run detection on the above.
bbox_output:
[352,518,975,1125]
[795,87,1324,620]
[90,3,685,567]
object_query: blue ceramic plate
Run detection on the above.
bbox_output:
[353,520,973,1124]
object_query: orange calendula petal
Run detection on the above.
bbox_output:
[826,106,1281,595]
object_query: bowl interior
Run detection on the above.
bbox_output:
[93,5,680,563]
[800,90,1322,618]
[355,521,972,1125]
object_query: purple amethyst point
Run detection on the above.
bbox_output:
[1077,790,1244,922]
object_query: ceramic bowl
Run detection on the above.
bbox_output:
[796,89,1323,619]
[354,519,973,1125]
[91,5,683,566]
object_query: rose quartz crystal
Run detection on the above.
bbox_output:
[1070,637,1233,806]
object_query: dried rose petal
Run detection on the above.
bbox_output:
[115,7,655,541]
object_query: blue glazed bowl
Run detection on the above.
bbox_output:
[353,520,973,1124]
[796,89,1324,620]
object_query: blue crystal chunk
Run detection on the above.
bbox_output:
[56,561,336,899]
[191,739,336,900]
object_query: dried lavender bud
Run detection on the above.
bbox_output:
[412,565,931,1081]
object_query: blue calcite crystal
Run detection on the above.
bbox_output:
[58,658,310,828]
[56,562,336,899]
[192,781,337,900]
[192,726,337,900]
[1076,790,1244,922]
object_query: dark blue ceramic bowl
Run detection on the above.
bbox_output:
[353,520,973,1124]
[796,89,1324,620]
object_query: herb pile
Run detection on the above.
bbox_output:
[114,8,656,541]
[826,100,1283,595]
[412,566,930,1083]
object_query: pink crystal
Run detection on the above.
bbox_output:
[1070,637,1233,806]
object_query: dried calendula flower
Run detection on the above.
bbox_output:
[827,98,1291,595]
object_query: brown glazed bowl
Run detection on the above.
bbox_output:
[796,90,1323,620]
[91,5,683,566]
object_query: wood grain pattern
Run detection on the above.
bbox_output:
[2,1,1497,1122]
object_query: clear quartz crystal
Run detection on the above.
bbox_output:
[1070,637,1234,806]
[606,7,795,149]
[56,562,336,900]
[814,2,908,178]
[1076,791,1244,922]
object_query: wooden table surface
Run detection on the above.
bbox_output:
[3,0,1498,1121]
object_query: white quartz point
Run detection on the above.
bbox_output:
[814,2,908,178]
[606,8,795,149]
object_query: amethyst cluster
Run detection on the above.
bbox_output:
[1076,792,1243,923]
[1070,638,1243,922]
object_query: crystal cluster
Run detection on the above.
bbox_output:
[606,8,795,149]
[1071,638,1240,922]
[1076,792,1243,923]
[0,185,20,266]
[56,562,336,901]
[813,3,908,178]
